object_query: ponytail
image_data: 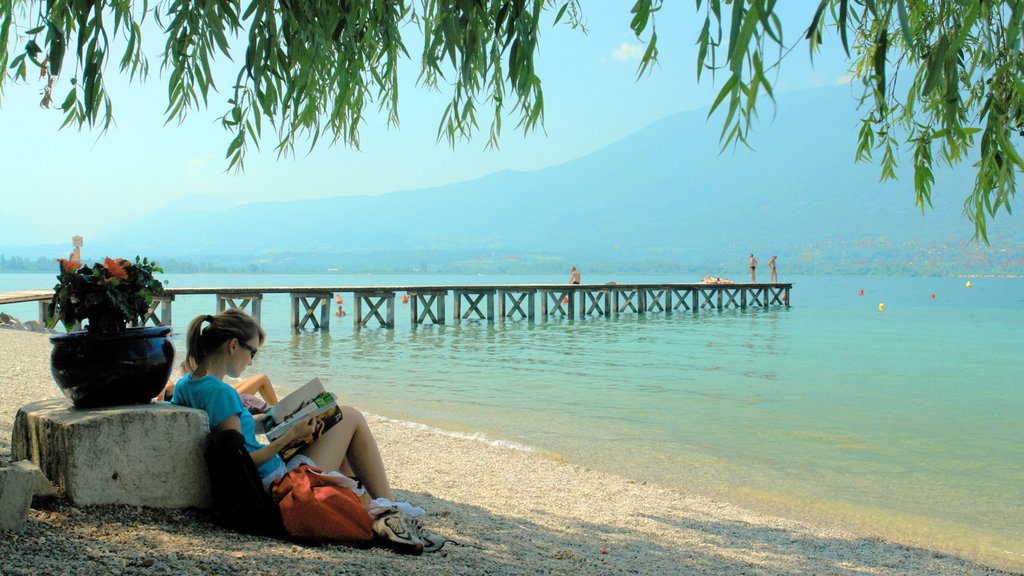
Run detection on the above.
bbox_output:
[182,309,265,372]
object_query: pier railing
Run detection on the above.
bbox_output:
[1,283,791,331]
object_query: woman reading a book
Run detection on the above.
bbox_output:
[169,309,394,500]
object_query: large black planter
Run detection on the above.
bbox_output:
[50,326,175,409]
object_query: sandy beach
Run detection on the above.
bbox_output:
[0,328,1016,575]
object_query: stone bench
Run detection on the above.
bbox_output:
[11,398,212,509]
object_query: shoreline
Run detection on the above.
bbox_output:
[1,329,1019,575]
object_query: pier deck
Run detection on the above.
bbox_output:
[1,283,792,331]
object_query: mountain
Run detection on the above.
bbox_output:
[25,85,1024,274]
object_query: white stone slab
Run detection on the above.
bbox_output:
[12,398,212,508]
[0,460,54,531]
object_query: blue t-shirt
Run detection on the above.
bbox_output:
[170,373,284,480]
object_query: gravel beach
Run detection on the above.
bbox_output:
[0,328,1017,575]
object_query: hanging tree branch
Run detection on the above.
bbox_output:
[1,0,1020,240]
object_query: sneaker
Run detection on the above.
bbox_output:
[372,511,423,556]
[407,518,446,553]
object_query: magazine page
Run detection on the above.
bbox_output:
[266,377,326,426]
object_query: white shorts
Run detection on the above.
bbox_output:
[261,454,317,493]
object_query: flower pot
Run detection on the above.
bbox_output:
[50,326,175,409]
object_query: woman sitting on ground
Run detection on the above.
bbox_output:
[169,309,440,552]
[169,309,392,497]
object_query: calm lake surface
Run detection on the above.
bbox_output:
[3,272,1022,570]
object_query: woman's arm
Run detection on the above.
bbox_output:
[215,413,316,467]
[252,413,270,434]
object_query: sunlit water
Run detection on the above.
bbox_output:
[3,272,1022,570]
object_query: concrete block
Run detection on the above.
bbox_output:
[12,398,212,508]
[0,460,54,531]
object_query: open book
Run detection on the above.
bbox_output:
[264,377,342,460]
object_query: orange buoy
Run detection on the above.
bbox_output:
[401,294,409,304]
[858,289,864,296]
[930,293,936,299]
[335,295,343,304]
[561,296,569,304]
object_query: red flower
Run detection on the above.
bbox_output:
[103,257,128,281]
[58,258,82,273]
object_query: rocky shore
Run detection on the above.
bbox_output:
[0,329,1017,575]
[0,312,52,334]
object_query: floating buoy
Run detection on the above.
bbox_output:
[335,295,343,304]
[931,293,936,299]
[858,289,864,296]
[401,294,409,304]
[878,303,885,311]
[965,281,972,288]
[561,296,569,304]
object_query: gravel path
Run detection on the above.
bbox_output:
[1,329,1017,575]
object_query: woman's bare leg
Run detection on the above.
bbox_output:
[232,374,279,404]
[299,405,392,499]
[155,380,174,401]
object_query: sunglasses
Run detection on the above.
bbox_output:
[238,341,259,360]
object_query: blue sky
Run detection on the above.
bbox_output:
[0,4,850,247]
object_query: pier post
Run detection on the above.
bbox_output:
[323,296,331,330]
[643,288,667,314]
[578,289,611,318]
[216,294,263,325]
[722,288,741,309]
[539,289,573,319]
[290,292,332,331]
[140,294,174,327]
[614,288,641,314]
[498,289,534,322]
[454,289,495,323]
[352,291,395,330]
[37,300,50,324]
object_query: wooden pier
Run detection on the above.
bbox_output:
[1,283,791,331]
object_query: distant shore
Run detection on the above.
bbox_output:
[0,329,1017,575]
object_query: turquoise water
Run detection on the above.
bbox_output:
[3,272,1022,570]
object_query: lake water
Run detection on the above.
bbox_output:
[2,272,1022,570]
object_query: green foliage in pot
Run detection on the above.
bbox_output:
[47,256,166,333]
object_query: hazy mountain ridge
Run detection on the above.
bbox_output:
[4,85,1020,274]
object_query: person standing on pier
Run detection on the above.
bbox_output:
[749,254,757,283]
[769,256,778,283]
[569,266,581,284]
